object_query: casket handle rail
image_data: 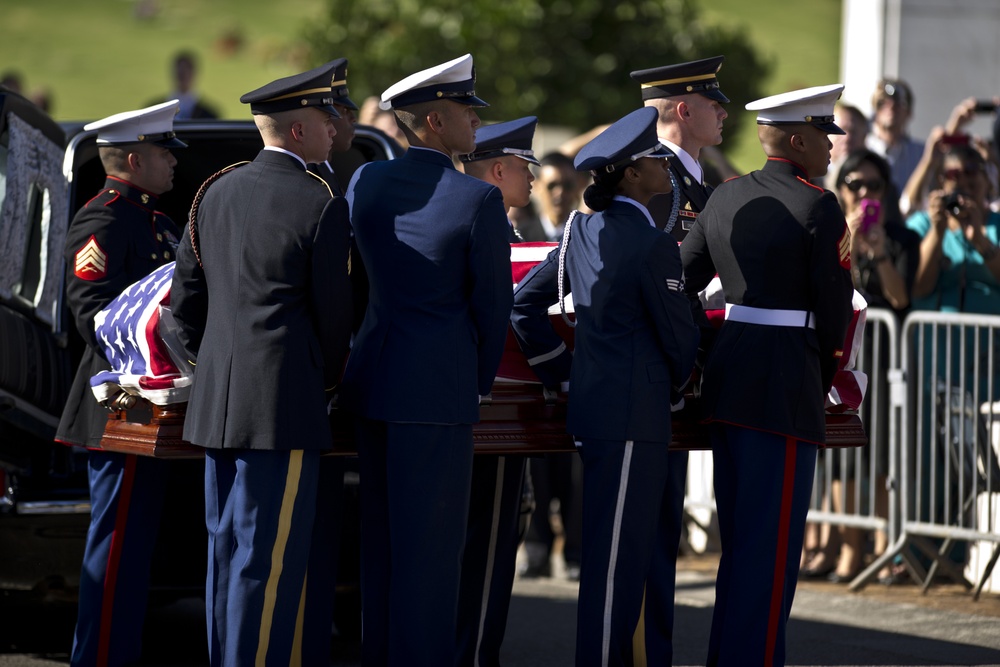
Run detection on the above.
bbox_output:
[97,384,866,459]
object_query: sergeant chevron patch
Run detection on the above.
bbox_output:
[665,277,684,292]
[74,235,108,280]
[837,226,851,270]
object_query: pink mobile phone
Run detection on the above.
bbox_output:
[859,198,881,234]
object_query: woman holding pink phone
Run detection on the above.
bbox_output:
[799,148,920,585]
[836,149,919,312]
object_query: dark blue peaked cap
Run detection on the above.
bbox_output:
[630,56,729,103]
[240,60,343,117]
[329,58,358,111]
[574,107,673,175]
[460,116,539,165]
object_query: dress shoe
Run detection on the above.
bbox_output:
[798,564,834,579]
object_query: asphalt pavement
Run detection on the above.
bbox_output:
[2,553,998,666]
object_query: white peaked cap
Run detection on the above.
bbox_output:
[379,54,488,111]
[746,84,845,134]
[84,99,186,147]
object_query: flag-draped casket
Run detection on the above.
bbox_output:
[92,244,867,458]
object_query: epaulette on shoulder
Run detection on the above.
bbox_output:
[304,168,334,197]
[83,188,120,209]
[795,176,825,193]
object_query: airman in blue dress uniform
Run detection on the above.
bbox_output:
[627,57,731,663]
[457,116,540,666]
[680,85,855,666]
[170,61,353,666]
[340,54,513,666]
[511,107,699,667]
[57,100,186,667]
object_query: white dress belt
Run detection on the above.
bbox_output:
[724,303,816,329]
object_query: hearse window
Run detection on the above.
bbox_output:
[17,181,47,303]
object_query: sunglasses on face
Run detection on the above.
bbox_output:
[942,166,981,181]
[843,175,885,193]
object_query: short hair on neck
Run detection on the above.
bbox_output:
[98,145,133,175]
[462,158,495,179]
[253,110,300,142]
[394,101,438,134]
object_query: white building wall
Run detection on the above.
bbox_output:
[841,0,1000,141]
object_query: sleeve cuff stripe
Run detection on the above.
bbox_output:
[527,342,567,366]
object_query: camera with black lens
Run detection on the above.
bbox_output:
[942,192,963,217]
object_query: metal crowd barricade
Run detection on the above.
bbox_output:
[809,308,899,579]
[850,310,1000,596]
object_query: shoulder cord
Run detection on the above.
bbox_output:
[663,168,680,235]
[187,162,249,269]
[557,209,580,328]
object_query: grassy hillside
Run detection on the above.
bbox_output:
[699,0,843,172]
[1,0,327,121]
[1,0,841,172]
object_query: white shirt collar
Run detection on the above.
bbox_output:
[612,195,656,228]
[263,145,307,170]
[659,138,703,185]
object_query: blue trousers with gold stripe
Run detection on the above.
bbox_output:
[71,451,168,667]
[576,439,673,667]
[706,424,817,667]
[205,449,320,667]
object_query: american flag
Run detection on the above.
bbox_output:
[501,242,869,411]
[89,261,193,406]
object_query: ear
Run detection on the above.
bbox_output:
[789,132,807,153]
[290,120,305,142]
[491,160,504,183]
[426,110,444,136]
[126,150,142,173]
[624,163,641,183]
[677,100,691,119]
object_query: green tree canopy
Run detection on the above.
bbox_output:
[304,0,771,151]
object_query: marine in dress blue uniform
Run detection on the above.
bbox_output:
[626,57,731,663]
[457,116,540,666]
[56,100,186,667]
[510,107,699,667]
[340,54,513,666]
[680,85,855,667]
[170,62,353,666]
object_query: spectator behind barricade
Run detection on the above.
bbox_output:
[901,96,1000,217]
[148,51,219,120]
[903,143,1000,578]
[822,103,869,191]
[810,149,921,584]
[866,79,923,208]
[534,151,584,241]
[358,94,408,149]
[908,143,1000,315]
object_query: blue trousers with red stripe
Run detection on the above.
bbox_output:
[205,449,320,667]
[706,424,817,667]
[71,450,168,667]
[576,439,673,667]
